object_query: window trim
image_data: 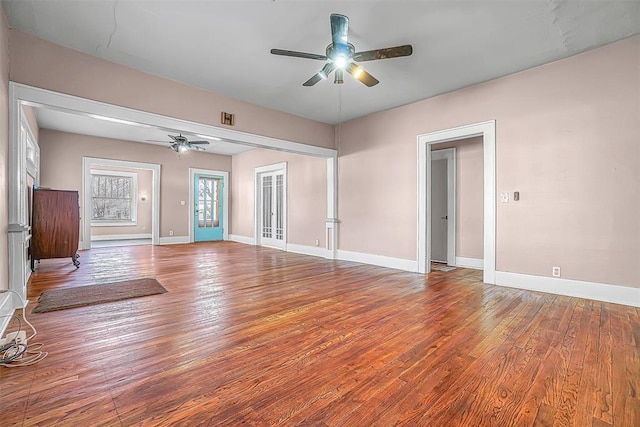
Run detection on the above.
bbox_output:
[90,170,138,227]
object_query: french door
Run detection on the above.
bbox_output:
[259,170,285,248]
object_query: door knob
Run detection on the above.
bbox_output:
[441,216,448,220]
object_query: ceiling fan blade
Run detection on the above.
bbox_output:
[346,63,379,87]
[146,139,172,143]
[303,73,324,87]
[353,44,413,62]
[303,62,336,86]
[186,140,209,145]
[330,14,349,45]
[190,145,206,151]
[270,49,327,61]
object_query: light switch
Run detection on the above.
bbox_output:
[180,200,186,206]
[514,191,520,201]
[501,192,509,203]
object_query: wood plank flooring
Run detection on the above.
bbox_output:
[1,242,638,426]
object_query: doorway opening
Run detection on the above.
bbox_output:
[417,120,496,284]
[82,157,160,250]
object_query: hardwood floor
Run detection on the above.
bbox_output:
[1,242,638,426]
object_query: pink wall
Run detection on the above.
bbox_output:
[231,149,327,247]
[0,9,8,291]
[38,129,232,238]
[90,166,153,237]
[9,30,335,150]
[434,137,484,259]
[338,36,639,288]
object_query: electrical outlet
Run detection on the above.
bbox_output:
[552,266,561,278]
[315,239,320,247]
[169,230,174,236]
[501,192,509,203]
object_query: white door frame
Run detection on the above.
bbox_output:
[82,157,161,250]
[431,148,456,266]
[254,162,287,249]
[189,168,229,242]
[417,120,496,283]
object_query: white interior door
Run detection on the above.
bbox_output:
[259,170,285,248]
[431,148,456,266]
[431,158,448,263]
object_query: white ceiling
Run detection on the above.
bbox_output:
[3,1,639,150]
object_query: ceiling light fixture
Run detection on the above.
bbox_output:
[333,54,348,69]
[177,144,189,153]
[87,114,143,127]
[350,64,364,78]
[195,134,222,141]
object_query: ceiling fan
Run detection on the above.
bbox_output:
[271,13,413,87]
[148,134,210,153]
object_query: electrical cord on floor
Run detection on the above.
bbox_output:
[0,290,48,367]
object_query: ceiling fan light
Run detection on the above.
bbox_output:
[177,144,189,153]
[334,54,348,69]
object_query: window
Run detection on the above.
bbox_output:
[91,171,137,226]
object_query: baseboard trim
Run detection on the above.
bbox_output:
[337,249,418,272]
[229,234,255,245]
[495,271,640,308]
[456,256,483,270]
[286,243,331,259]
[158,236,190,245]
[91,233,152,241]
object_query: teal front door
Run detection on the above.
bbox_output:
[194,174,223,241]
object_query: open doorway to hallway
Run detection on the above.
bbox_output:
[430,137,484,272]
[417,120,496,284]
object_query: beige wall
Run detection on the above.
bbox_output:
[90,166,153,237]
[231,149,327,247]
[0,9,8,291]
[38,129,232,238]
[338,36,640,288]
[434,136,484,259]
[9,30,334,150]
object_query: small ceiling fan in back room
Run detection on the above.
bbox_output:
[271,13,413,87]
[147,134,210,153]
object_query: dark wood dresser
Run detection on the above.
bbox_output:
[31,188,80,269]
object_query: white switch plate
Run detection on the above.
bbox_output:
[501,192,509,203]
[180,200,186,206]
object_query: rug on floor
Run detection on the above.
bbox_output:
[431,265,457,272]
[32,278,167,313]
